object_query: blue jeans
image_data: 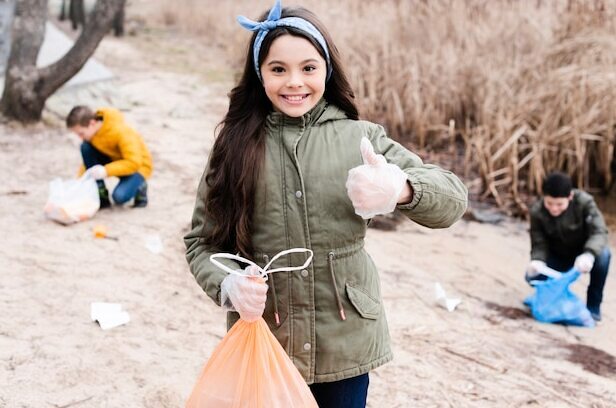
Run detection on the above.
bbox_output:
[309,373,369,408]
[80,142,145,205]
[528,248,610,313]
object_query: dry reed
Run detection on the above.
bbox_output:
[146,0,616,215]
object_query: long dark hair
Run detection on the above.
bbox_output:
[203,6,359,257]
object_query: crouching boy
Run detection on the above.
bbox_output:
[67,106,152,208]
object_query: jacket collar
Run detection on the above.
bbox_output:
[266,98,345,128]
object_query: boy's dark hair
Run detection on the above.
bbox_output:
[543,171,573,197]
[66,106,97,127]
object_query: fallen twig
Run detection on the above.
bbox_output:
[0,190,28,196]
[51,395,94,408]
[441,346,506,373]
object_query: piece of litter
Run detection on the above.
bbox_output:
[90,302,121,320]
[90,302,130,330]
[92,224,119,241]
[96,311,130,330]
[145,234,163,254]
[434,283,461,312]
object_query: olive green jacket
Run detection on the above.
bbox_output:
[530,189,609,262]
[185,100,468,384]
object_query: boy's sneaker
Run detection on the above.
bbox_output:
[99,186,111,209]
[133,182,148,208]
[589,309,602,322]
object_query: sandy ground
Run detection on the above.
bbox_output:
[1,27,615,408]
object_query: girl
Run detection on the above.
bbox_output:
[184,1,468,407]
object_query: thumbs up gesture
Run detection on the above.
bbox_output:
[345,137,409,219]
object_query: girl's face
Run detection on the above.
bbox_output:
[261,34,327,117]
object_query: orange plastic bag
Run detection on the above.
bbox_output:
[186,318,318,408]
[186,249,318,408]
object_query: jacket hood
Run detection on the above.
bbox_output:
[95,108,124,134]
[315,101,347,125]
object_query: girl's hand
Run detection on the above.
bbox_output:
[220,266,268,322]
[345,137,409,219]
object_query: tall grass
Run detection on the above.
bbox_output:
[146,0,616,215]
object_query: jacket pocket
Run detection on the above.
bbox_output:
[346,282,380,319]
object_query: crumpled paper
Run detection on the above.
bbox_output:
[434,283,461,312]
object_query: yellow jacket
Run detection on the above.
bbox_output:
[82,108,153,179]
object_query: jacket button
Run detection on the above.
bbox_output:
[295,190,302,198]
[303,343,311,351]
[301,269,308,277]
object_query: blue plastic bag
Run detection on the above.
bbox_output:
[524,268,595,327]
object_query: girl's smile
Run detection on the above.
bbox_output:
[281,93,310,104]
[261,34,327,117]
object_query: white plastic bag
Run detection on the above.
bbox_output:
[44,176,100,224]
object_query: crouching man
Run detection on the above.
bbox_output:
[526,172,610,322]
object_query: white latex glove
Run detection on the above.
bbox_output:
[346,137,408,219]
[574,252,595,273]
[526,260,547,279]
[86,164,107,180]
[220,265,268,322]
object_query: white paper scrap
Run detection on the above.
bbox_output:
[90,302,130,330]
[97,311,130,330]
[145,234,163,254]
[434,282,462,312]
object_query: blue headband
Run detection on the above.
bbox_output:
[237,0,332,83]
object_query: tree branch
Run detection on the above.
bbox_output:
[37,0,125,98]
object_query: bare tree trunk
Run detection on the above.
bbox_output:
[66,0,125,37]
[69,0,85,30]
[0,0,16,72]
[0,0,47,122]
[0,0,126,123]
[59,0,66,21]
[112,5,124,37]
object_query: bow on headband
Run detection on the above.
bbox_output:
[237,0,332,82]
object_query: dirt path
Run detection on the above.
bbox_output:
[1,29,614,408]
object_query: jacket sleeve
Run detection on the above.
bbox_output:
[529,204,548,262]
[184,168,240,306]
[104,128,143,177]
[367,124,468,228]
[583,197,609,257]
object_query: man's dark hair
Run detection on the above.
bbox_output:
[66,106,96,127]
[542,171,573,197]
